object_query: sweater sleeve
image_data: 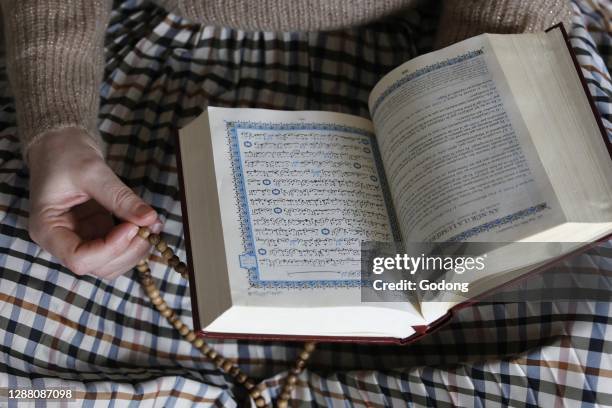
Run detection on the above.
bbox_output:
[435,0,573,49]
[164,0,415,32]
[0,0,112,161]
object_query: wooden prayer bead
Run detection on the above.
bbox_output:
[254,397,266,407]
[277,400,288,408]
[193,338,205,349]
[155,241,168,253]
[136,263,149,273]
[222,360,234,372]
[244,380,255,390]
[290,367,301,375]
[304,342,316,352]
[168,255,180,268]
[172,319,183,330]
[160,308,173,318]
[162,248,173,260]
[147,288,160,299]
[148,234,161,246]
[207,350,218,360]
[214,356,225,366]
[152,297,164,306]
[280,391,291,400]
[185,331,196,342]
[137,227,150,239]
[175,262,188,276]
[250,389,261,399]
[236,373,248,384]
[200,344,211,355]
[295,359,306,369]
[178,325,190,336]
[230,366,241,377]
[156,302,168,312]
[299,351,310,361]
[286,375,297,385]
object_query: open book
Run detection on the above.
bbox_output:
[176,25,612,343]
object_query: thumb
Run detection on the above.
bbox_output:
[84,163,158,226]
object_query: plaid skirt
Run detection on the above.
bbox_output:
[0,0,611,406]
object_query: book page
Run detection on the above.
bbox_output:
[489,29,612,223]
[207,108,407,308]
[368,35,565,243]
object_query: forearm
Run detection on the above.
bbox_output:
[165,0,416,32]
[1,0,112,162]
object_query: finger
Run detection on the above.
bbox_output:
[82,164,158,226]
[100,221,165,279]
[30,222,83,270]
[96,233,153,280]
[41,222,140,275]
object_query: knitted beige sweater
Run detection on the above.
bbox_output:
[0,0,572,160]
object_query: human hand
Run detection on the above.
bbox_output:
[27,128,162,279]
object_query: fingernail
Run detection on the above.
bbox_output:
[127,225,139,240]
[151,221,164,234]
[135,204,154,218]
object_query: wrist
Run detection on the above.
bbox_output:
[26,126,104,167]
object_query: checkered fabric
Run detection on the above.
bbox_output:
[0,0,611,406]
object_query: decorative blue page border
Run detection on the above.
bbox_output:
[370,48,485,117]
[225,120,399,289]
[446,203,549,242]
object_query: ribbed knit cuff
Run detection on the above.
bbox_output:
[10,44,106,162]
[1,0,112,163]
[435,0,573,49]
[171,0,416,31]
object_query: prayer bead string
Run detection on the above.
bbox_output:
[136,227,315,408]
